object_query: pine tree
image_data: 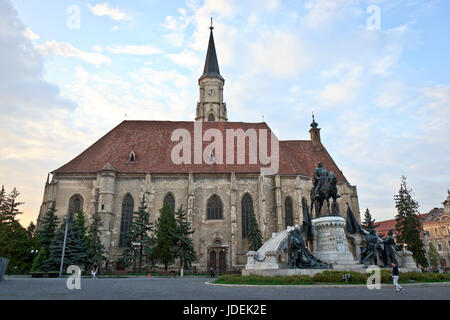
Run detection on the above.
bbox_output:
[0,185,6,216]
[428,243,440,269]
[47,216,87,272]
[27,221,36,240]
[34,203,59,271]
[119,195,154,273]
[362,208,380,231]
[394,176,428,267]
[172,206,196,269]
[154,201,177,270]
[86,211,106,270]
[247,212,263,251]
[0,187,24,224]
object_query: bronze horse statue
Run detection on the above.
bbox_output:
[310,171,340,218]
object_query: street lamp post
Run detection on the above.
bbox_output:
[59,213,71,277]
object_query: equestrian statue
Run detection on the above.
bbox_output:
[310,161,340,218]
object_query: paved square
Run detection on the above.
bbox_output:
[1,277,449,300]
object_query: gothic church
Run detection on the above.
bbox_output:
[37,25,361,272]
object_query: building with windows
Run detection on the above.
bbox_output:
[421,192,450,268]
[37,25,361,272]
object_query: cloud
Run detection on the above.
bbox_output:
[38,40,111,65]
[87,2,132,21]
[0,0,79,227]
[166,49,202,68]
[105,45,163,55]
[301,0,362,29]
[23,28,39,40]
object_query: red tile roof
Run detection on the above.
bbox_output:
[376,213,428,237]
[54,120,347,181]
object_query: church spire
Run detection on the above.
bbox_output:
[200,18,223,80]
[196,19,227,122]
[309,112,321,147]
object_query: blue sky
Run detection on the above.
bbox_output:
[1,0,449,227]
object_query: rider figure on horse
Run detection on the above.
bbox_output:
[313,162,328,200]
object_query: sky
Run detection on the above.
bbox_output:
[0,0,449,227]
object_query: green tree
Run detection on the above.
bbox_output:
[0,220,35,273]
[119,196,154,272]
[86,211,106,270]
[34,203,59,271]
[172,206,195,269]
[27,221,36,240]
[394,176,428,268]
[248,212,263,251]
[362,208,380,231]
[47,216,87,272]
[428,242,440,269]
[0,187,24,224]
[154,201,177,270]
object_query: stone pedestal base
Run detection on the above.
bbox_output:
[312,216,362,268]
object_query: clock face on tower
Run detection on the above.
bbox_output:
[208,89,215,97]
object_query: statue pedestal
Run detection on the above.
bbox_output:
[312,217,362,269]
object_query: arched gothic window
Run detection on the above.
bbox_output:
[207,195,223,220]
[119,194,134,248]
[208,114,215,122]
[164,193,175,213]
[68,195,83,216]
[241,193,253,238]
[285,196,293,228]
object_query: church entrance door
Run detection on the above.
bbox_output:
[209,251,216,270]
[219,251,226,273]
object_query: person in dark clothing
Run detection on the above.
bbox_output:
[391,262,404,292]
[209,267,215,278]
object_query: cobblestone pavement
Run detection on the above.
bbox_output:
[0,277,449,300]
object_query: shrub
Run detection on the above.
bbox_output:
[47,271,60,278]
[30,271,44,278]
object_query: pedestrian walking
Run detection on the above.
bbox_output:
[92,264,99,280]
[209,266,215,278]
[391,262,404,292]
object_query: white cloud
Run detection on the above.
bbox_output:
[249,31,311,78]
[23,28,39,40]
[38,40,111,65]
[166,49,202,68]
[301,0,362,29]
[105,45,163,55]
[87,2,132,21]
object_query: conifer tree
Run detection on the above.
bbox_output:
[47,216,87,271]
[172,206,195,269]
[362,208,379,231]
[119,195,154,273]
[154,201,177,270]
[0,187,24,224]
[248,212,263,251]
[27,221,36,240]
[394,176,428,267]
[86,211,106,270]
[35,203,59,271]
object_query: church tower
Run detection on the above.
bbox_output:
[195,20,227,122]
